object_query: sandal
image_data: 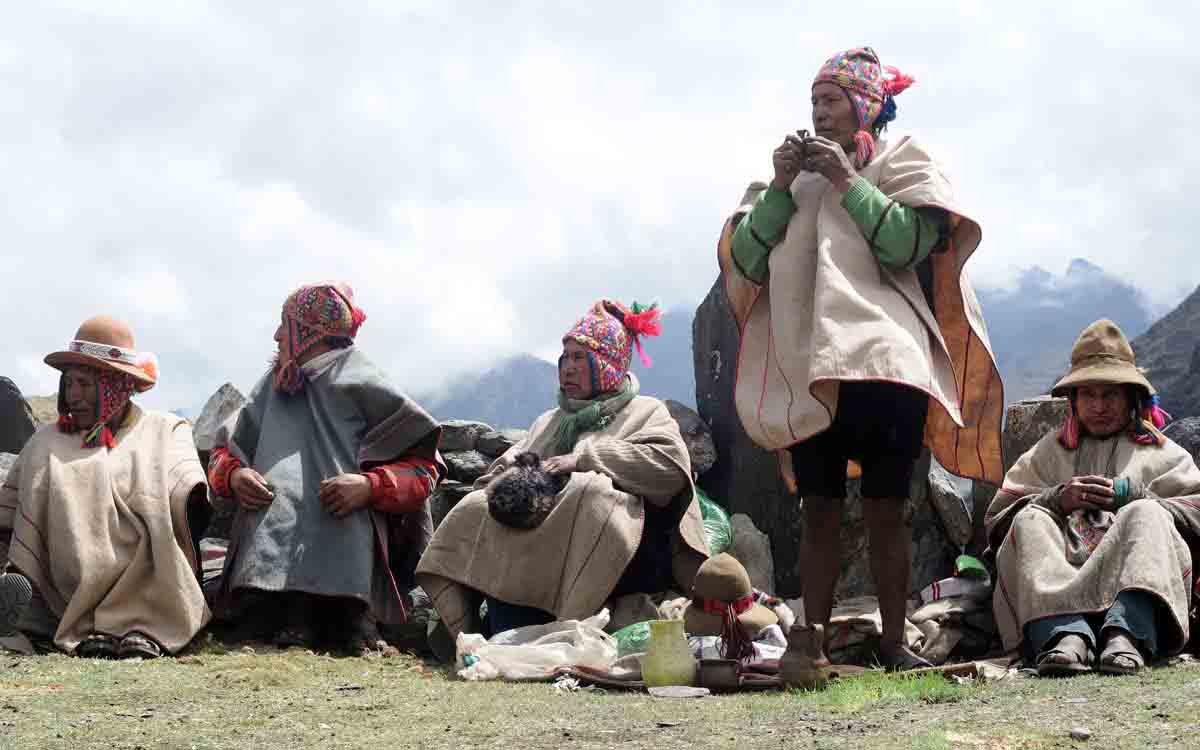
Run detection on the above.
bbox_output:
[878,644,933,672]
[1098,631,1144,676]
[117,631,162,659]
[0,572,32,636]
[76,633,120,659]
[1036,633,1094,677]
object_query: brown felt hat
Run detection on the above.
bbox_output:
[683,553,778,638]
[44,316,158,392]
[1051,319,1154,398]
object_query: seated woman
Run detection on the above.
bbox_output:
[417,300,708,651]
[0,317,210,658]
[986,320,1200,676]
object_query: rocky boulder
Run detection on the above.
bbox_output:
[193,383,247,460]
[665,399,717,476]
[729,513,775,593]
[0,452,15,485]
[927,461,975,551]
[1003,396,1068,473]
[431,480,474,527]
[476,429,527,457]
[0,378,36,455]
[443,450,491,484]
[1164,417,1200,465]
[439,420,492,453]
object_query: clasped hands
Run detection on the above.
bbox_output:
[771,130,857,194]
[230,467,372,517]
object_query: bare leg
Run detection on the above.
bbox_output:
[800,495,844,664]
[861,497,929,669]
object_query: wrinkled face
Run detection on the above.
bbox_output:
[1075,384,1133,438]
[558,340,595,400]
[811,81,859,152]
[63,366,99,429]
[274,313,286,348]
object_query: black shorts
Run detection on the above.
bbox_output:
[789,381,928,499]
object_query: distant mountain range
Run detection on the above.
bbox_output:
[422,261,1200,430]
[1133,284,1200,419]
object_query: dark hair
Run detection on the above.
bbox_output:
[325,336,353,349]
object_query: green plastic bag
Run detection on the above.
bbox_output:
[696,488,732,556]
[613,620,653,657]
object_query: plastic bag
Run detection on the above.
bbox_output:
[456,609,617,681]
[612,620,653,657]
[696,488,732,555]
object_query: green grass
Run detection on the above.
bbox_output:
[1,643,1199,749]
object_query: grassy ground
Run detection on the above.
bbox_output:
[1,640,1197,749]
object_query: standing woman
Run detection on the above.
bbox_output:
[718,47,1004,669]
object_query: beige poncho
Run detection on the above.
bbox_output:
[719,136,1004,483]
[0,406,209,653]
[986,432,1200,654]
[416,393,708,638]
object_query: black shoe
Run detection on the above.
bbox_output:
[0,572,32,637]
[879,644,933,672]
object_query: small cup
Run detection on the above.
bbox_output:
[698,658,739,692]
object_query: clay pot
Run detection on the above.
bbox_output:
[780,623,828,690]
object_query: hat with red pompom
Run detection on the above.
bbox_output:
[562,300,662,393]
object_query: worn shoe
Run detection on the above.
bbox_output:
[1036,634,1094,677]
[1097,630,1144,676]
[878,644,934,672]
[0,572,33,637]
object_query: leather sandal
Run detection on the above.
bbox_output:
[0,572,32,637]
[879,644,933,672]
[76,633,120,659]
[1098,631,1144,676]
[117,631,162,659]
[1036,633,1094,677]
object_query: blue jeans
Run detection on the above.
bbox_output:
[483,597,554,638]
[1025,590,1160,660]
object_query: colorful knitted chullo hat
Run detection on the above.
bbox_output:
[812,46,914,168]
[274,282,367,394]
[562,300,661,394]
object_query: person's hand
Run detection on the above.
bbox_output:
[231,467,274,511]
[1060,476,1116,514]
[319,473,373,518]
[799,135,858,193]
[542,454,580,476]
[770,132,808,192]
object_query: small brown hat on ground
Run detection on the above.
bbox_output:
[683,553,778,638]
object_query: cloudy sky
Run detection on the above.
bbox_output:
[2,1,1196,412]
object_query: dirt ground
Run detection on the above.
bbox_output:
[0,640,1196,749]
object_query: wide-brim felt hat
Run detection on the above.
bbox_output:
[1051,319,1154,398]
[44,316,158,392]
[683,553,778,638]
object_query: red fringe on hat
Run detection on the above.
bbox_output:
[883,66,915,96]
[623,306,662,368]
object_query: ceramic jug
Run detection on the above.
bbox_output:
[639,619,697,687]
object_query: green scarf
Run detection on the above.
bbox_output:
[551,376,638,456]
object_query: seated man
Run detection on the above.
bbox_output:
[0,316,210,658]
[417,300,708,651]
[207,282,443,655]
[986,320,1200,676]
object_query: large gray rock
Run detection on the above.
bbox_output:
[443,450,491,483]
[1164,417,1200,465]
[927,461,974,550]
[665,400,717,476]
[440,420,493,453]
[476,429,527,458]
[693,279,953,598]
[430,480,474,527]
[0,378,36,455]
[193,383,247,456]
[1003,397,1069,474]
[729,513,775,593]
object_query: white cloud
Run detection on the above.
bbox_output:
[2,0,1197,412]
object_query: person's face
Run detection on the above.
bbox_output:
[273,314,286,348]
[558,340,595,400]
[1075,384,1133,438]
[63,367,99,429]
[811,82,859,152]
